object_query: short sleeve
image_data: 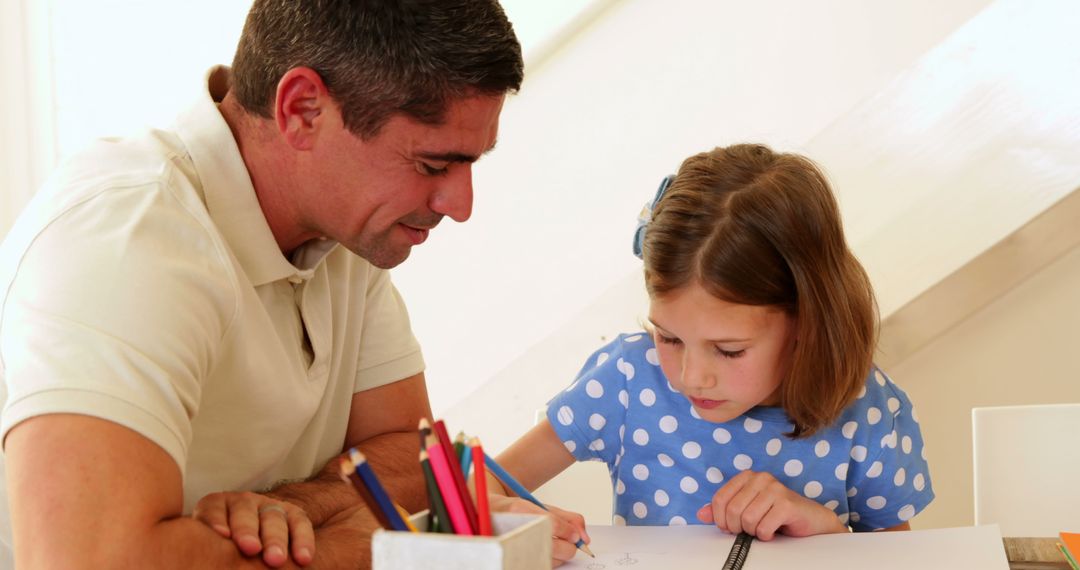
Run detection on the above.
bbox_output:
[546,336,635,466]
[352,269,425,392]
[846,369,935,530]
[0,182,236,472]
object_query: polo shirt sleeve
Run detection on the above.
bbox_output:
[546,335,633,466]
[352,268,424,392]
[846,368,935,531]
[0,180,236,474]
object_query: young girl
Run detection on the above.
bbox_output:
[489,144,933,558]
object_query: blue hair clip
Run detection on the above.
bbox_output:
[632,174,675,259]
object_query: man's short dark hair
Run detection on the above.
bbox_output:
[231,0,524,139]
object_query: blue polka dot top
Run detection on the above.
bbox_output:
[546,333,934,531]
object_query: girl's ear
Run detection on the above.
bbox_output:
[273,67,333,151]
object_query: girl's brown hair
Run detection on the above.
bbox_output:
[643,144,877,437]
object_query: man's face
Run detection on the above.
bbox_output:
[300,94,505,268]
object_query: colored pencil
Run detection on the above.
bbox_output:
[420,448,452,534]
[470,438,493,536]
[419,418,433,451]
[348,448,409,532]
[425,434,474,535]
[338,457,392,530]
[394,504,419,533]
[484,452,594,557]
[433,420,480,534]
[453,431,466,460]
[460,441,473,480]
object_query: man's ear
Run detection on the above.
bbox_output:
[274,67,332,150]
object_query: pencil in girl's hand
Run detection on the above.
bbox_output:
[348,448,410,532]
[484,452,595,557]
[470,437,493,536]
[433,420,479,534]
[425,434,474,535]
[420,448,452,534]
[338,457,392,530]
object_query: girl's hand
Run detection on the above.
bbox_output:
[696,470,846,541]
[192,491,315,567]
[487,494,590,567]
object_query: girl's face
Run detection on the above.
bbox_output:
[648,282,796,424]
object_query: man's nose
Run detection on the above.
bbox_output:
[431,165,473,223]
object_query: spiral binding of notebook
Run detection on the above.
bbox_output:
[722,532,754,570]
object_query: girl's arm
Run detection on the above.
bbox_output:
[485,419,587,567]
[493,419,577,492]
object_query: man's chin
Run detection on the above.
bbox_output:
[350,245,411,269]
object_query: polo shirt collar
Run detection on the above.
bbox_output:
[173,66,337,287]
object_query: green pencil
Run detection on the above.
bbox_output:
[420,449,452,533]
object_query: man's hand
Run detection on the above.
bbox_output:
[192,491,315,567]
[488,494,589,567]
[696,470,847,540]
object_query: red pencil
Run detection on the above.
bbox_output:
[470,437,493,536]
[433,420,479,534]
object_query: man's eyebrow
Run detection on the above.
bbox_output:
[417,139,499,163]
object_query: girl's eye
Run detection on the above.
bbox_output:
[715,347,745,359]
[656,334,682,346]
[416,162,449,176]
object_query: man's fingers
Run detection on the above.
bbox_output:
[287,506,316,566]
[258,504,291,567]
[227,494,263,556]
[192,493,232,538]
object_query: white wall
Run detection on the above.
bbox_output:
[396,0,994,415]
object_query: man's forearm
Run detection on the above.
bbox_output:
[267,431,427,526]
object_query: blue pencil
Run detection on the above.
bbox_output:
[460,446,473,480]
[483,452,594,557]
[349,448,410,532]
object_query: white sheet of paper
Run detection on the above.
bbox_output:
[563,524,1010,569]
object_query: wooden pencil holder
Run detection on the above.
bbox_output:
[372,511,552,570]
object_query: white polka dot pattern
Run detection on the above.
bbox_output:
[586,380,604,398]
[733,454,753,471]
[640,389,656,406]
[784,459,804,477]
[633,464,649,481]
[545,335,932,529]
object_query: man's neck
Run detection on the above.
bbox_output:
[217,93,313,256]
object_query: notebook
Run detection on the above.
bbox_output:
[561,524,1009,569]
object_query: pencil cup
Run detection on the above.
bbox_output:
[372,511,552,570]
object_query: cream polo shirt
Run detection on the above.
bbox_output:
[0,67,426,556]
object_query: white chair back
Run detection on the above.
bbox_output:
[972,403,1080,536]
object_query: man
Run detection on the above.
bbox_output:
[0,1,522,567]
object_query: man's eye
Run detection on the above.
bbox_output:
[417,162,449,176]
